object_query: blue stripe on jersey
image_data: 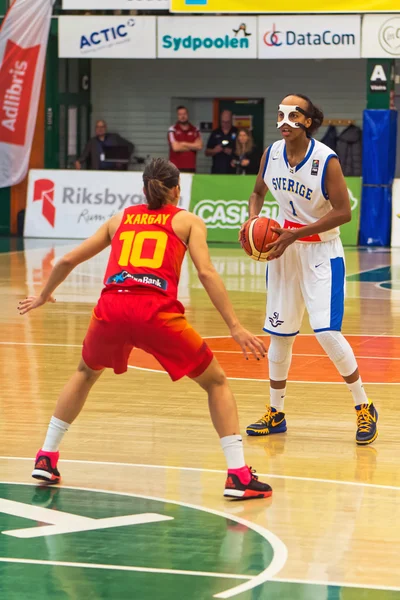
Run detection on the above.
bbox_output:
[283,138,315,173]
[266,265,268,289]
[262,146,272,179]
[329,257,345,330]
[321,154,338,200]
[263,328,299,337]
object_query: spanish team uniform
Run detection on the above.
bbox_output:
[263,138,345,336]
[82,204,213,379]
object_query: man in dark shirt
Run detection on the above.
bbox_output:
[75,120,134,171]
[205,111,238,174]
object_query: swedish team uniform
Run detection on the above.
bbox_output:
[263,138,345,336]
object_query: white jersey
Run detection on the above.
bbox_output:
[263,138,339,242]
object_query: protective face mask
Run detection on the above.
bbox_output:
[277,104,309,130]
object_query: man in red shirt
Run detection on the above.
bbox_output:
[168,106,203,173]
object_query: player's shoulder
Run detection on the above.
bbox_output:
[168,124,177,133]
[312,138,337,159]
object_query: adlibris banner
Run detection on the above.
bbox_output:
[170,0,398,12]
[0,0,54,188]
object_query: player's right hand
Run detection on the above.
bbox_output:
[230,324,266,360]
[238,216,258,241]
[18,295,56,315]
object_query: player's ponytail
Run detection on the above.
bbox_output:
[292,93,324,136]
[143,158,180,210]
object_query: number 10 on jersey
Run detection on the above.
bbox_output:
[118,231,168,269]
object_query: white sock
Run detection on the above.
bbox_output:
[270,387,286,412]
[347,378,369,407]
[42,416,70,452]
[220,435,246,470]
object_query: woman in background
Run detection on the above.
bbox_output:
[231,129,261,175]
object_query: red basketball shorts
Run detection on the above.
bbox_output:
[82,291,214,381]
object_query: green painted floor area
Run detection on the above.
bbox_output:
[0,484,398,600]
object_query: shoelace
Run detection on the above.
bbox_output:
[248,467,258,481]
[357,405,374,433]
[256,406,273,425]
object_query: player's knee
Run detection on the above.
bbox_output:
[268,335,294,380]
[315,330,357,377]
[194,359,227,390]
[78,359,104,381]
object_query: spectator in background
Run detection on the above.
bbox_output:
[231,128,261,175]
[75,120,134,171]
[168,106,203,173]
[205,110,238,174]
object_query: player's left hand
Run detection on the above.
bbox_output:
[266,228,298,260]
[18,295,56,315]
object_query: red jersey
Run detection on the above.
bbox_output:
[168,122,200,171]
[103,204,186,300]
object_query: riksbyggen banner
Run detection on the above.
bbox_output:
[170,0,398,13]
[24,170,193,238]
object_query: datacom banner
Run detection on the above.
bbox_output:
[62,0,168,8]
[158,17,257,58]
[259,16,361,59]
[58,16,156,59]
[170,0,398,13]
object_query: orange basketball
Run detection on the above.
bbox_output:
[240,217,280,262]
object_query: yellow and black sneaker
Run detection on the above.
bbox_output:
[246,406,287,437]
[355,402,378,445]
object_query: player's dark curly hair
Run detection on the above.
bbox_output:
[291,93,324,136]
[143,158,180,210]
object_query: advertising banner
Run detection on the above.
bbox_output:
[0,0,54,188]
[258,15,361,59]
[157,17,257,58]
[24,170,193,238]
[170,0,398,14]
[58,16,156,59]
[362,14,400,58]
[62,0,168,8]
[189,175,361,245]
[392,179,400,248]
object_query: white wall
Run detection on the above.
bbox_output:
[91,58,366,173]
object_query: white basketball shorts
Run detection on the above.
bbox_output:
[264,237,346,336]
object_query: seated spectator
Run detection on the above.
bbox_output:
[231,128,261,175]
[168,106,202,173]
[75,120,134,171]
[205,110,238,174]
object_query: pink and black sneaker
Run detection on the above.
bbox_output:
[224,466,272,500]
[32,450,61,484]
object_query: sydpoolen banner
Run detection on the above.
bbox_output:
[24,170,361,246]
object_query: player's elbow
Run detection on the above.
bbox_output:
[341,209,352,224]
[59,254,77,269]
[198,266,217,283]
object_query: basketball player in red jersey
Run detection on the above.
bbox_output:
[19,158,272,500]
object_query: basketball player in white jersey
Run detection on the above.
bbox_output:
[244,94,378,445]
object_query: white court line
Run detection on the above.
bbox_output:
[0,481,288,599]
[1,457,400,492]
[0,558,251,581]
[127,365,400,385]
[1,340,399,385]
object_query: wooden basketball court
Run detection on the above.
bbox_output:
[1,241,399,599]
